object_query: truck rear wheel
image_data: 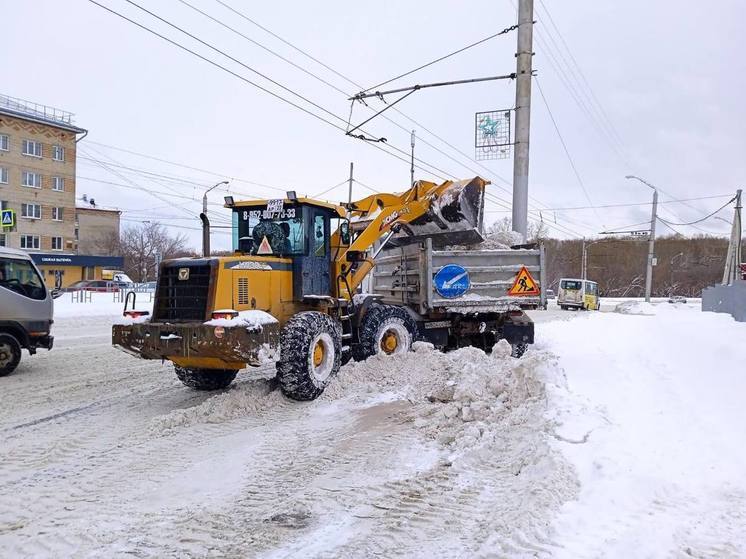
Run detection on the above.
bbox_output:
[174,366,238,390]
[510,343,528,358]
[276,312,342,401]
[352,305,417,362]
[0,333,22,377]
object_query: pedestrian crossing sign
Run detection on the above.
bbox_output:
[1,209,14,228]
[507,266,540,296]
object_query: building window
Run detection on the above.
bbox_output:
[52,207,64,221]
[22,139,43,158]
[52,176,65,191]
[52,145,65,161]
[21,203,42,219]
[20,235,40,250]
[0,134,8,151]
[51,236,63,250]
[0,233,6,247]
[0,167,7,184]
[22,170,42,188]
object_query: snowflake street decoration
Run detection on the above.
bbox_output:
[475,110,512,160]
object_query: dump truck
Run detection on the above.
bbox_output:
[113,177,541,400]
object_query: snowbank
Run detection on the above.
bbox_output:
[613,300,658,315]
[204,310,278,328]
[54,292,153,318]
[539,304,746,557]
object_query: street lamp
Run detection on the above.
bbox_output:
[203,180,230,216]
[625,175,658,302]
[581,238,606,280]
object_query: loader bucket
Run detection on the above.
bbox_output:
[391,177,487,248]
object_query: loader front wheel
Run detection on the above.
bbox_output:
[174,366,237,390]
[352,305,417,362]
[276,312,342,401]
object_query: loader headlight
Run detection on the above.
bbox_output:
[212,310,238,320]
[124,310,150,319]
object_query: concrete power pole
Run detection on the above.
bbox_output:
[626,175,658,302]
[512,0,534,240]
[645,188,658,302]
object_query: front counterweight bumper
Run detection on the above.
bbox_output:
[112,321,281,367]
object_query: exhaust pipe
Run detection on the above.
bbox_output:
[200,212,210,257]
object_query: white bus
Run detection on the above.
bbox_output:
[557,278,600,311]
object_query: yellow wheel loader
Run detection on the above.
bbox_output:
[113,177,538,400]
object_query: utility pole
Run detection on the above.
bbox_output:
[410,130,416,187]
[581,239,587,280]
[722,188,742,285]
[347,162,354,208]
[646,189,658,302]
[512,0,534,240]
[626,175,657,302]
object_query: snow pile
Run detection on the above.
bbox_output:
[149,375,283,435]
[204,309,278,329]
[445,229,521,251]
[539,304,746,557]
[55,292,153,318]
[613,300,658,315]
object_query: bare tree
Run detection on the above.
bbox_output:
[486,217,549,245]
[118,222,191,282]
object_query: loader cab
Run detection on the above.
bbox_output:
[231,197,343,299]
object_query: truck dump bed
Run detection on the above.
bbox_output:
[370,238,546,313]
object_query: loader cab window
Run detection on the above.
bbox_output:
[0,257,46,300]
[312,214,326,256]
[234,204,306,256]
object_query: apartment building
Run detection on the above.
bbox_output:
[0,94,86,253]
[77,204,122,256]
[0,94,125,287]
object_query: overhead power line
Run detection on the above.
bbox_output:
[535,77,603,228]
[86,0,457,182]
[657,196,736,226]
[206,0,553,210]
[359,24,519,94]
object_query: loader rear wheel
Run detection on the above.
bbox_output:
[174,366,238,390]
[276,312,342,401]
[0,334,22,377]
[352,305,417,362]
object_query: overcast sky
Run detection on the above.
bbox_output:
[2,0,744,250]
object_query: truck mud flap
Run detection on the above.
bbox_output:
[112,322,280,366]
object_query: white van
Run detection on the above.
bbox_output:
[0,247,58,376]
[557,278,600,311]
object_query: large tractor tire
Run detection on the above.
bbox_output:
[351,305,418,362]
[0,333,22,377]
[174,366,238,390]
[276,312,342,401]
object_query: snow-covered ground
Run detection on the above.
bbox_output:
[0,298,743,557]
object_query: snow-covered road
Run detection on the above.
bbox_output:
[0,299,744,558]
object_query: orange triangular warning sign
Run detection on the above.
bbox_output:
[507,266,540,296]
[256,235,273,255]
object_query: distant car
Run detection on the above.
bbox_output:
[668,295,687,304]
[545,288,555,299]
